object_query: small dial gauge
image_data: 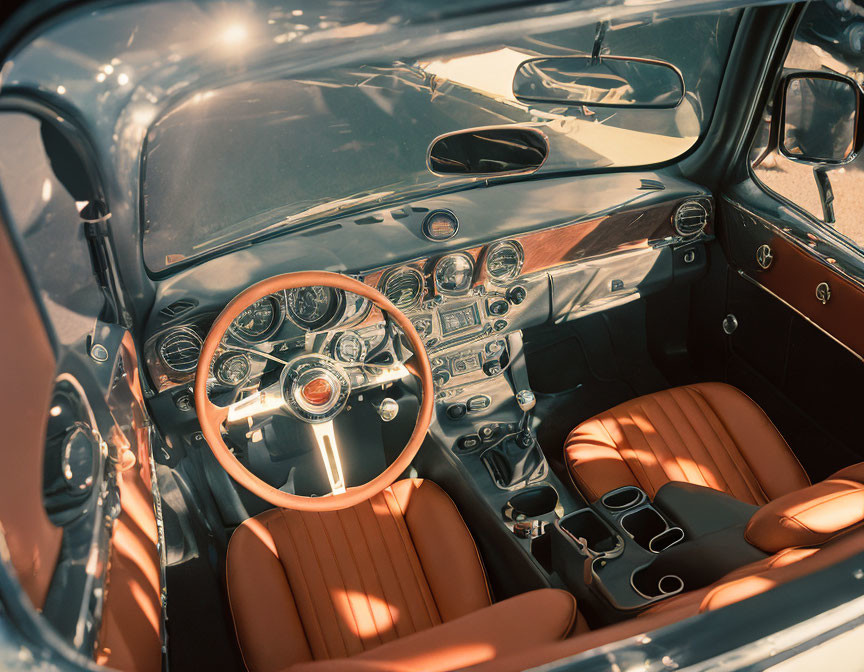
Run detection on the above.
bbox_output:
[332,331,366,363]
[434,252,475,295]
[215,352,251,386]
[230,296,282,342]
[485,241,524,283]
[286,286,339,330]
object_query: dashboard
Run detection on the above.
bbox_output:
[143,191,713,414]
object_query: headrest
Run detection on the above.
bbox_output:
[745,462,864,553]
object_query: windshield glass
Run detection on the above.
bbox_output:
[139,9,739,271]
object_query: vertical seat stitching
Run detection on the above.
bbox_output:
[345,505,402,640]
[368,494,423,634]
[384,487,441,626]
[275,511,332,659]
[658,391,731,493]
[624,404,673,496]
[684,387,768,504]
[294,509,352,657]
[316,511,372,652]
[609,411,658,495]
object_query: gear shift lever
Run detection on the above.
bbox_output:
[516,389,536,435]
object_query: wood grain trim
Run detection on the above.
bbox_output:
[752,233,864,359]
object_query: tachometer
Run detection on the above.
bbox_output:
[485,241,524,283]
[434,252,474,295]
[381,267,424,311]
[286,286,340,330]
[229,295,282,342]
[215,352,251,386]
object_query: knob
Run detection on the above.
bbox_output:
[488,299,510,316]
[516,389,536,413]
[433,368,451,387]
[377,398,399,422]
[483,360,502,376]
[507,285,527,305]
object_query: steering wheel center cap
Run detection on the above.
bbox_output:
[283,355,351,423]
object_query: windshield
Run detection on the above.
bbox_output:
[138,9,739,271]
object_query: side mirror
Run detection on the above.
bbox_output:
[778,71,863,164]
[512,56,684,108]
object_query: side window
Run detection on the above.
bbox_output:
[751,1,864,249]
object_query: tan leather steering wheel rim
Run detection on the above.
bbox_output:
[193,271,434,511]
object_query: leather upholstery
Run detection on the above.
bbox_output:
[745,462,864,553]
[0,220,61,609]
[564,383,809,504]
[229,479,578,672]
[289,589,577,672]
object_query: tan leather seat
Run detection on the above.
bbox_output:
[291,463,864,672]
[227,479,578,672]
[564,382,810,504]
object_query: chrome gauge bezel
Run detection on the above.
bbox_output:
[484,240,524,284]
[285,286,345,331]
[158,326,203,373]
[214,352,251,387]
[380,266,425,312]
[228,293,285,344]
[433,252,475,296]
[332,331,367,364]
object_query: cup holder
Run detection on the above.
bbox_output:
[620,505,684,553]
[600,486,645,512]
[649,526,685,553]
[558,508,621,556]
[632,564,684,599]
[503,485,559,522]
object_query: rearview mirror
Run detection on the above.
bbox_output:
[512,56,684,108]
[779,72,862,164]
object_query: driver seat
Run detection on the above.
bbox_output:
[226,479,579,672]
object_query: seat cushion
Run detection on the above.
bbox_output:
[288,589,578,672]
[564,383,809,504]
[227,479,492,672]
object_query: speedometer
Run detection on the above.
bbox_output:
[230,296,282,342]
[286,286,340,330]
[485,241,524,283]
[434,252,474,295]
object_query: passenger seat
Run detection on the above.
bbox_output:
[564,382,810,504]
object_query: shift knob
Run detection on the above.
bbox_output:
[516,389,536,413]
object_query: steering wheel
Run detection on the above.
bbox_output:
[193,271,433,511]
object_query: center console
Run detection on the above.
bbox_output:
[425,327,765,623]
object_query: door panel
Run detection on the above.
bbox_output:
[723,199,864,361]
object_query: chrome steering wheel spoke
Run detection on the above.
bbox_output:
[312,420,346,496]
[225,381,286,422]
[344,362,411,393]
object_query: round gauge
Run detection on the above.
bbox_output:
[434,252,475,295]
[332,331,366,363]
[422,210,459,241]
[485,240,524,283]
[230,295,282,342]
[381,267,424,311]
[286,286,340,330]
[215,352,251,386]
[158,328,202,373]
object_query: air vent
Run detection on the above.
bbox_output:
[673,200,709,237]
[159,298,197,320]
[158,328,202,373]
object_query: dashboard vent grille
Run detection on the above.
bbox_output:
[158,328,202,373]
[673,200,709,237]
[159,298,197,320]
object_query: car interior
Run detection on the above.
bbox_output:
[1,1,864,671]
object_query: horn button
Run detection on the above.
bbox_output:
[283,355,351,423]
